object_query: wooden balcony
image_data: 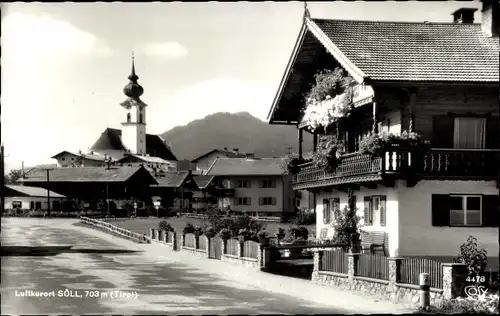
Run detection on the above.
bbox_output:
[292,149,499,190]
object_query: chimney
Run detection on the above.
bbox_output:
[451,8,477,24]
[481,0,500,37]
[245,153,255,159]
[233,148,239,154]
[223,147,228,151]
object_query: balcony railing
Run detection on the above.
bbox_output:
[292,149,499,189]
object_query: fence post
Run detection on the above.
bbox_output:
[222,238,227,255]
[158,230,164,242]
[180,234,185,250]
[149,228,154,239]
[238,241,244,257]
[207,237,212,258]
[388,257,403,299]
[172,232,178,251]
[420,273,430,308]
[312,249,321,281]
[162,231,168,243]
[347,252,360,281]
[442,263,468,299]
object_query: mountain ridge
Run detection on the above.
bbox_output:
[160,111,313,161]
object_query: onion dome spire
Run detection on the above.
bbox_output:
[123,52,144,99]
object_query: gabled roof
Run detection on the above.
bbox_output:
[152,171,195,188]
[19,166,155,183]
[90,128,177,161]
[206,158,285,176]
[312,18,499,83]
[193,175,214,189]
[191,149,247,163]
[51,150,115,162]
[268,15,500,123]
[5,185,66,198]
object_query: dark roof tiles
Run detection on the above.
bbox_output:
[312,19,499,82]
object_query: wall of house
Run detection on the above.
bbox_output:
[4,196,65,210]
[398,180,499,257]
[411,86,498,141]
[55,153,104,167]
[315,185,400,257]
[217,176,292,214]
[296,189,314,212]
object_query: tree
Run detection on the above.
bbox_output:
[5,169,23,185]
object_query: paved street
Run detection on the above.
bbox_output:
[1,219,347,315]
[1,219,414,315]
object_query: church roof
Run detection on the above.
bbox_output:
[90,128,177,161]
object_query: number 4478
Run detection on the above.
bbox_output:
[467,276,486,283]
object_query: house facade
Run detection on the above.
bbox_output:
[51,151,112,167]
[206,155,295,216]
[4,185,66,211]
[267,3,499,258]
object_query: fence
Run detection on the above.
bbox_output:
[184,233,196,248]
[198,236,208,250]
[242,240,259,259]
[356,254,390,280]
[320,248,349,274]
[226,239,240,256]
[80,216,147,243]
[400,257,443,289]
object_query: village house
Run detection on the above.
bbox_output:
[150,171,198,211]
[191,175,217,212]
[3,185,66,211]
[206,155,296,216]
[267,2,499,259]
[191,148,247,174]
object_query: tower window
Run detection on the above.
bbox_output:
[127,113,131,123]
[139,113,143,123]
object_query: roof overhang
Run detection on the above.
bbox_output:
[267,17,368,125]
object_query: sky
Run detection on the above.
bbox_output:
[1,1,483,172]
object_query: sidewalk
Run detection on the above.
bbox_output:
[71,223,416,314]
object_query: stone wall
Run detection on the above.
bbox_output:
[312,250,467,307]
[222,254,260,268]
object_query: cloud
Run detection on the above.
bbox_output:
[1,12,114,172]
[1,12,114,62]
[136,41,188,60]
[147,78,276,134]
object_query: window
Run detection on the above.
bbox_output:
[236,197,251,205]
[453,117,486,149]
[323,199,331,223]
[296,198,301,207]
[259,197,276,206]
[139,113,143,123]
[30,201,35,210]
[61,157,65,161]
[236,180,250,188]
[363,195,387,226]
[127,113,131,123]
[449,195,482,226]
[332,197,340,218]
[35,201,42,209]
[215,179,225,188]
[260,180,275,188]
[12,201,22,209]
[52,201,61,211]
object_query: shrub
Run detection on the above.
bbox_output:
[454,235,488,280]
[291,208,316,226]
[331,205,363,245]
[183,223,195,235]
[158,220,174,232]
[417,294,499,314]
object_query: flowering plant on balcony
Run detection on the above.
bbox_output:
[312,135,345,172]
[359,131,430,156]
[301,68,354,132]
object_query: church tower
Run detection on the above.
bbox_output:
[120,53,147,155]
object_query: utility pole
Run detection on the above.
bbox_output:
[42,167,54,217]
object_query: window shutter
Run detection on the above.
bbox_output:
[272,197,277,205]
[364,196,372,225]
[432,116,454,148]
[259,197,263,205]
[247,197,252,205]
[380,195,387,226]
[323,199,330,224]
[485,116,499,149]
[482,195,499,227]
[431,194,450,226]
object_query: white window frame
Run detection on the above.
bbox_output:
[449,195,482,227]
[237,197,250,205]
[372,196,381,226]
[236,180,249,188]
